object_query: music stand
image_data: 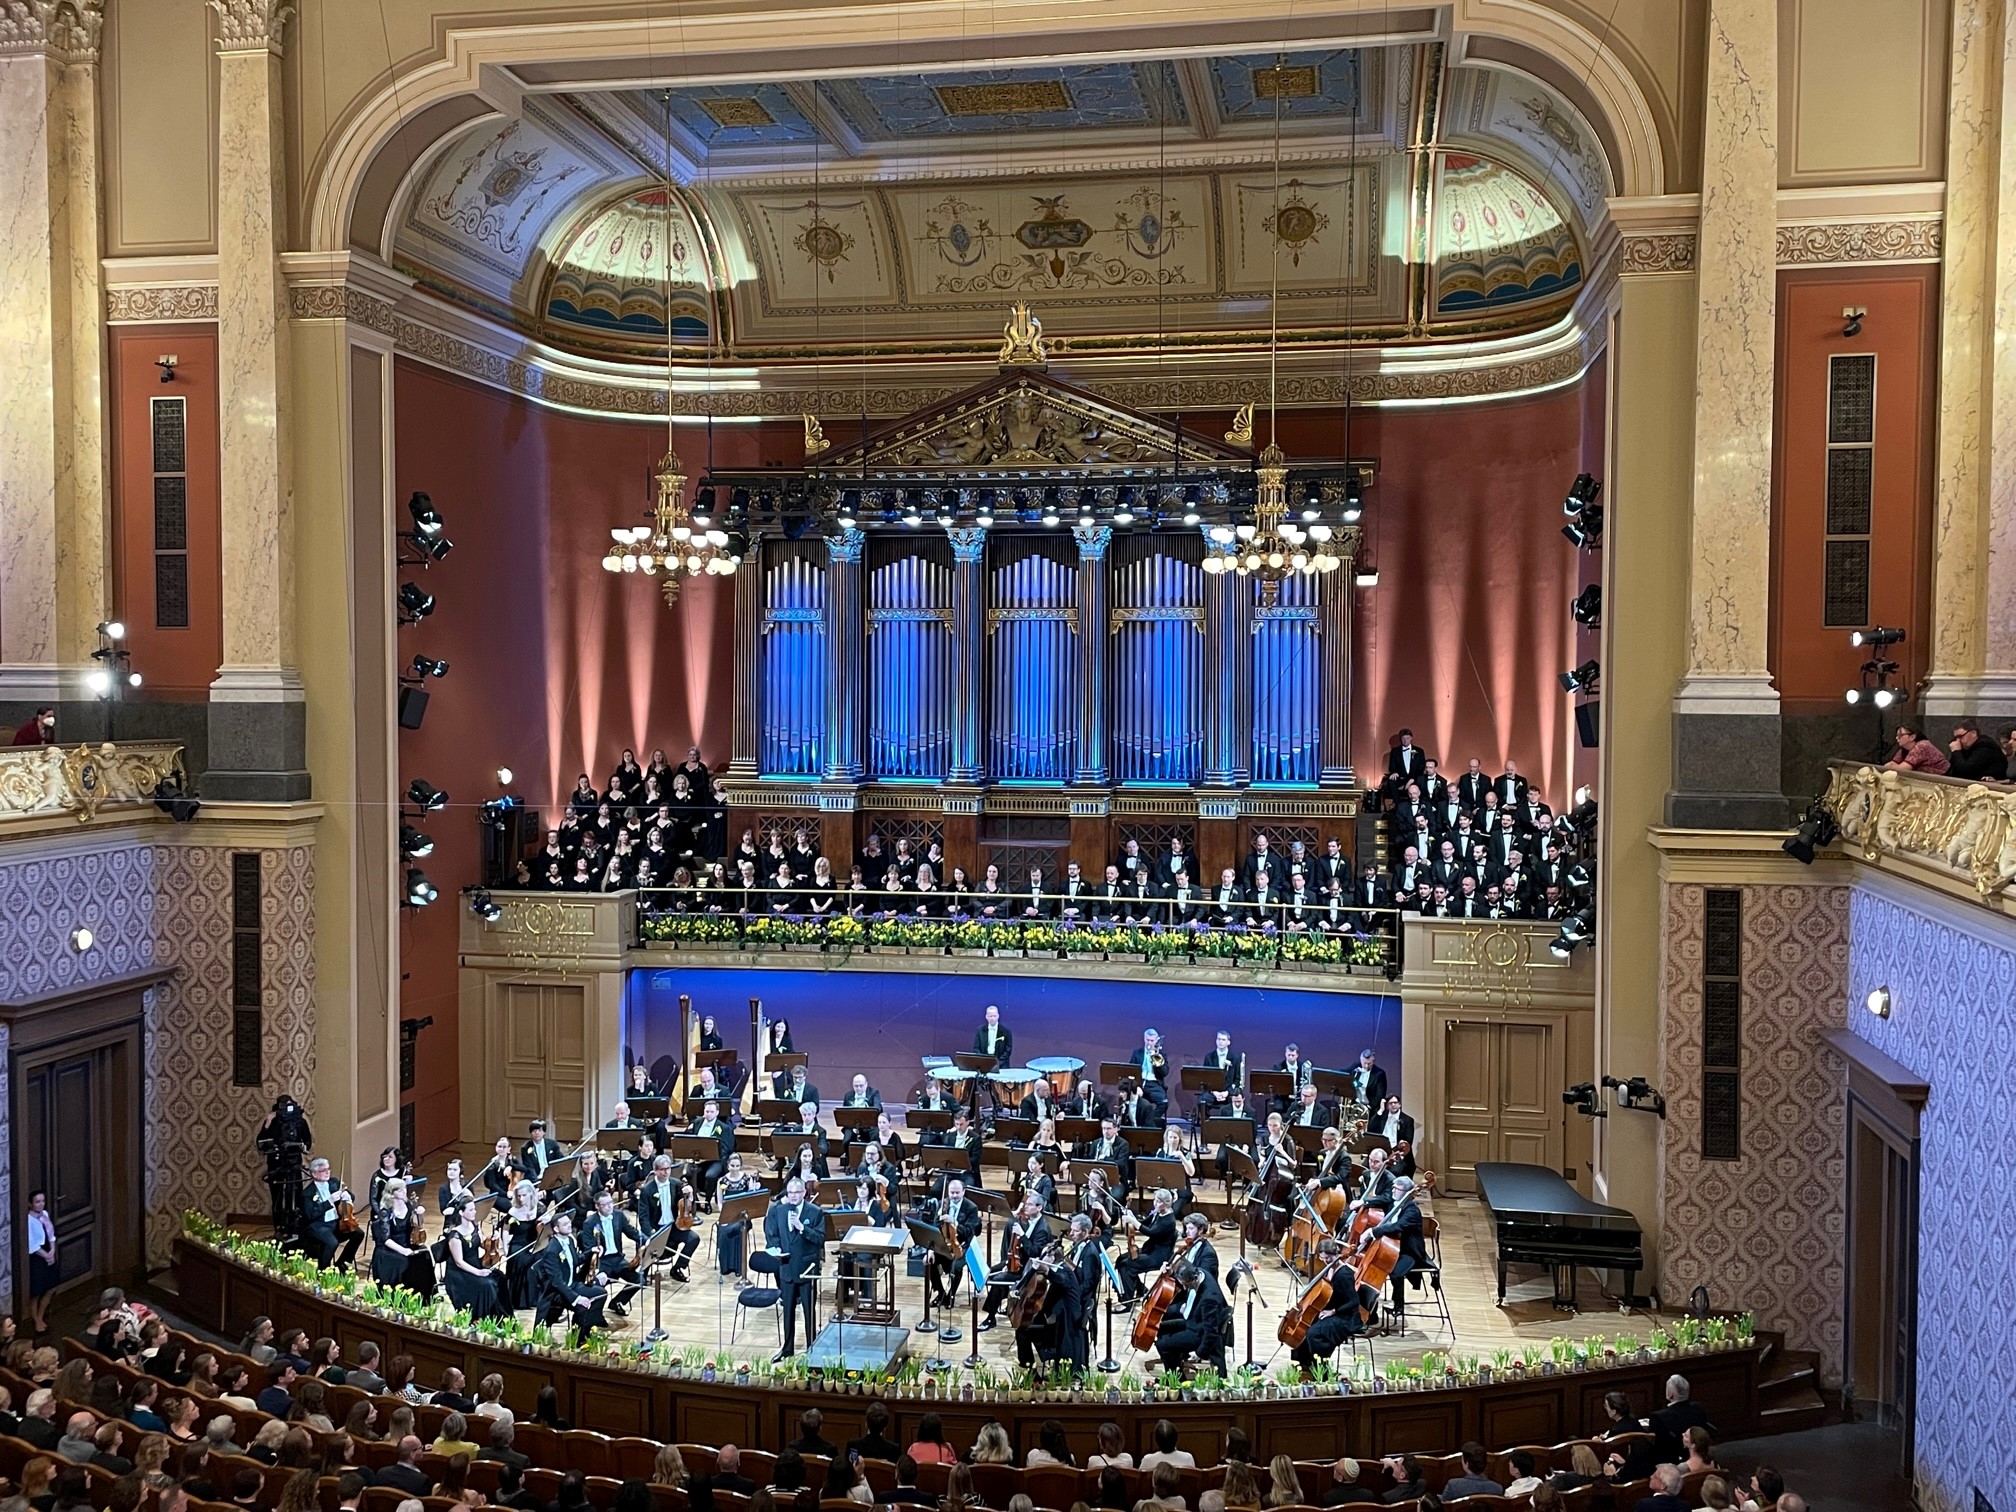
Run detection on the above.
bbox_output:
[905,1108,953,1135]
[597,1129,644,1156]
[630,1097,670,1122]
[757,1098,801,1126]
[1178,1065,1228,1121]
[904,1217,963,1368]
[694,1048,738,1070]
[765,1050,810,1076]
[1249,1070,1293,1106]
[1131,1155,1189,1197]
[634,1222,682,1344]
[1055,1117,1101,1146]
[1287,1125,1334,1159]
[968,1187,1012,1219]
[769,1130,818,1170]
[1076,1158,1123,1193]
[1203,1116,1255,1152]
[991,1114,1036,1144]
[1097,1061,1139,1088]
[952,1052,999,1073]
[1311,1067,1357,1098]
[917,1145,977,1191]
[1121,1126,1164,1156]
[832,1106,881,1137]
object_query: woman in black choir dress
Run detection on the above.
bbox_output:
[642,827,670,878]
[975,864,1008,919]
[664,866,694,912]
[946,867,973,916]
[872,1111,907,1173]
[569,774,600,817]
[605,832,639,890]
[767,864,800,915]
[367,1147,405,1212]
[789,1138,829,1187]
[805,859,837,916]
[665,772,697,856]
[370,1179,435,1300]
[592,802,618,847]
[847,866,871,915]
[715,1153,760,1279]
[646,747,673,789]
[880,865,906,915]
[788,829,820,881]
[911,865,942,918]
[501,1180,546,1310]
[568,856,596,891]
[541,860,566,890]
[611,748,644,794]
[733,828,761,874]
[437,1157,477,1219]
[762,828,789,877]
[442,1207,504,1320]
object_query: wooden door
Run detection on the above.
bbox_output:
[1435,1018,1559,1195]
[16,1039,142,1294]
[498,983,589,1141]
[1846,1108,1915,1434]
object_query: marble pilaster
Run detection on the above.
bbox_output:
[1071,525,1111,787]
[822,529,865,783]
[208,0,307,797]
[728,536,765,777]
[946,528,987,784]
[1670,0,1786,828]
[0,0,107,706]
[1925,0,2016,719]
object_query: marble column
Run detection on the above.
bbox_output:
[1925,0,2016,720]
[0,0,107,714]
[1668,0,1785,829]
[946,527,987,784]
[822,528,866,783]
[206,0,307,798]
[728,535,765,778]
[1072,525,1111,787]
[1317,552,1357,786]
[1201,557,1252,788]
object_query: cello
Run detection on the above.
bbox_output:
[1129,1262,1184,1352]
[1243,1141,1295,1248]
[1276,1250,1346,1347]
[1281,1180,1348,1277]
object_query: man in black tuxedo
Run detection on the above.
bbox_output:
[1115,1188,1179,1302]
[1198,1029,1245,1116]
[1351,1049,1389,1111]
[299,1158,363,1269]
[1356,865,1391,930]
[978,1194,1055,1330]
[1208,869,1248,927]
[1315,836,1353,894]
[1453,877,1487,918]
[1382,730,1427,802]
[582,1190,645,1315]
[1418,758,1449,809]
[1393,845,1426,897]
[1084,1117,1134,1194]
[377,1438,434,1497]
[1242,833,1284,894]
[1455,757,1490,812]
[1647,1375,1714,1462]
[1020,1079,1059,1123]
[839,1074,883,1112]
[1165,868,1203,925]
[1357,1178,1428,1312]
[1019,868,1054,920]
[1121,868,1161,925]
[942,1111,983,1187]
[1428,838,1463,891]
[1153,1264,1230,1373]
[756,1176,826,1358]
[926,1178,982,1307]
[1488,812,1524,868]
[1493,761,1530,808]
[1387,783,1427,853]
[1370,1096,1415,1151]
[1093,865,1128,921]
[1116,837,1152,886]
[533,1214,609,1344]
[1057,861,1091,922]
[973,1003,1012,1063]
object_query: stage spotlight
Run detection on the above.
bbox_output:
[1562,1082,1606,1117]
[85,668,112,697]
[1562,505,1604,548]
[496,766,514,785]
[407,492,445,538]
[406,778,448,812]
[1565,861,1594,894]
[1781,800,1838,865]
[1559,659,1601,694]
[975,506,996,527]
[99,620,126,642]
[694,485,716,523]
[1572,585,1602,626]
[1850,626,1905,649]
[469,889,503,923]
[152,777,201,823]
[404,532,453,563]
[398,583,435,624]
[400,824,435,860]
[409,655,449,680]
[403,867,439,907]
[1560,908,1594,944]
[1604,1074,1667,1119]
[1183,508,1202,526]
[1865,985,1891,1019]
[1562,473,1602,515]
[1041,508,1061,527]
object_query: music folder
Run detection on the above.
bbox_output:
[693,1047,738,1069]
[1248,1069,1293,1100]
[717,1189,770,1231]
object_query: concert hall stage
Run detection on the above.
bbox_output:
[622,965,1400,1105]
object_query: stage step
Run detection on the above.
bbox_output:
[1756,1382,1827,1433]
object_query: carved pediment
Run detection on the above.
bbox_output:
[818,370,1249,476]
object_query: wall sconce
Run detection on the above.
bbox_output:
[1865,986,1891,1019]
[70,927,95,952]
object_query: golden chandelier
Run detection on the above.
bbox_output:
[1201,443,1343,601]
[601,447,739,605]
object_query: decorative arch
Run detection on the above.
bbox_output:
[537,187,721,348]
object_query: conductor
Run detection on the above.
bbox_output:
[755,1176,826,1361]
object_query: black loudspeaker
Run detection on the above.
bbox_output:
[1575,701,1600,748]
[398,686,430,730]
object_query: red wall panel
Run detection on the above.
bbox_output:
[1770,267,1937,708]
[109,326,222,696]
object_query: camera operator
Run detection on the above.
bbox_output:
[256,1095,313,1245]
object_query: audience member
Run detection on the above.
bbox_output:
[904,1417,957,1467]
[849,1402,903,1463]
[1139,1421,1194,1471]
[1086,1423,1133,1472]
[1324,1460,1376,1506]
[1632,1465,1688,1512]
[1947,720,2008,780]
[1262,1458,1301,1510]
[881,1456,936,1508]
[1442,1443,1503,1499]
[1885,721,1950,774]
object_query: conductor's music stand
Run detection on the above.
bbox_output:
[904,1217,964,1369]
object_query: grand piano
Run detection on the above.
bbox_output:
[1474,1161,1647,1312]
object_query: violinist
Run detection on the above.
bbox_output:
[1059,1213,1103,1370]
[941,1111,982,1189]
[501,1180,546,1309]
[1026,1116,1067,1178]
[369,1178,434,1299]
[979,1194,1053,1331]
[1159,1125,1197,1211]
[437,1157,480,1218]
[776,1065,820,1111]
[715,1153,762,1279]
[300,1157,363,1269]
[1016,1152,1058,1214]
[1355,1176,1429,1313]
[555,1150,611,1216]
[1115,1187,1179,1303]
[1305,1127,1352,1192]
[926,1177,981,1308]
[787,1138,830,1188]
[689,1099,734,1201]
[520,1120,564,1179]
[583,1191,645,1317]
[1286,1237,1380,1369]
[1085,1117,1134,1194]
[1152,1263,1229,1372]
[366,1147,408,1212]
[869,1111,907,1172]
[481,1136,524,1203]
[1077,1168,1121,1243]
[1173,1211,1218,1281]
[619,1134,661,1200]
[442,1204,506,1319]
[533,1213,608,1345]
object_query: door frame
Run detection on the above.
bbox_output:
[1423,1004,1571,1192]
[1,968,169,1307]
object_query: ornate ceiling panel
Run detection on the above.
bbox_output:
[1442,64,1611,229]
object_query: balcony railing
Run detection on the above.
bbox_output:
[0,741,188,823]
[1822,760,2016,901]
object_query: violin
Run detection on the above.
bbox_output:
[676,1187,695,1232]
[1005,1227,1026,1277]
[335,1188,362,1236]
[480,1222,504,1270]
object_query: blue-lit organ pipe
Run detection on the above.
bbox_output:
[866,539,954,779]
[1251,572,1321,783]
[1112,534,1205,783]
[988,537,1079,781]
[760,541,827,776]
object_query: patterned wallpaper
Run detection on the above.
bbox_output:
[0,837,317,1304]
[1659,883,1850,1376]
[1844,884,2016,1512]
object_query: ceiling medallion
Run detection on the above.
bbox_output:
[1265,180,1331,266]
[935,80,1072,117]
[793,206,855,281]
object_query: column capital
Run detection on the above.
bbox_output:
[208,0,292,55]
[946,527,987,564]
[826,527,866,564]
[1072,524,1112,560]
[0,1,104,64]
[1603,194,1702,277]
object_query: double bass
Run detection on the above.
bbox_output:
[1282,1180,1348,1277]
[1244,1142,1295,1247]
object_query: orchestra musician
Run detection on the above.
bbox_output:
[1158,1125,1197,1211]
[714,1153,761,1279]
[605,1101,645,1131]
[1116,1076,1162,1131]
[1114,1187,1179,1303]
[1019,1078,1059,1124]
[978,1193,1054,1330]
[853,1143,895,1205]
[533,1213,608,1345]
[972,1003,1013,1062]
[480,1136,524,1203]
[942,1111,982,1188]
[500,1180,546,1309]
[1272,1044,1316,1115]
[689,1100,734,1201]
[1077,1167,1121,1243]
[442,1204,506,1319]
[626,1062,660,1098]
[1351,1049,1389,1110]
[1292,1083,1332,1130]
[1131,1028,1170,1103]
[556,1149,612,1215]
[369,1178,434,1299]
[1347,1146,1395,1218]
[1153,1263,1230,1373]
[1016,1152,1058,1213]
[1212,1090,1257,1185]
[1173,1211,1218,1280]
[636,1157,699,1282]
[1257,1111,1298,1177]
[754,1177,826,1360]
[1084,1117,1134,1194]
[299,1158,363,1269]
[1025,1117,1067,1177]
[520,1120,565,1179]
[840,1074,882,1111]
[1197,1031,1245,1118]
[1009,1231,1081,1372]
[764,1016,798,1063]
[926,1177,982,1308]
[366,1147,408,1212]
[869,1111,907,1171]
[1057,1213,1102,1371]
[914,1076,957,1141]
[1305,1127,1353,1192]
[1063,1078,1107,1123]
[583,1191,646,1316]
[1355,1177,1429,1314]
[787,1137,830,1187]
[1287,1237,1380,1369]
[1371,1095,1415,1150]
[775,1064,820,1111]
[437,1157,480,1217]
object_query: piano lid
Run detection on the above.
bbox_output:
[1474,1161,1639,1226]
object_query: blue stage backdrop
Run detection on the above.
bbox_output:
[623,967,1399,1109]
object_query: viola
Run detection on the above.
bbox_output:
[1129,1264,1183,1353]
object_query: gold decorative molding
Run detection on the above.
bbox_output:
[1822,763,2016,899]
[0,0,102,62]
[802,414,830,457]
[985,605,1080,635]
[1224,402,1255,447]
[997,302,1049,369]
[0,742,187,823]
[1619,233,1697,275]
[107,285,219,323]
[1111,606,1205,634]
[1775,218,1942,266]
